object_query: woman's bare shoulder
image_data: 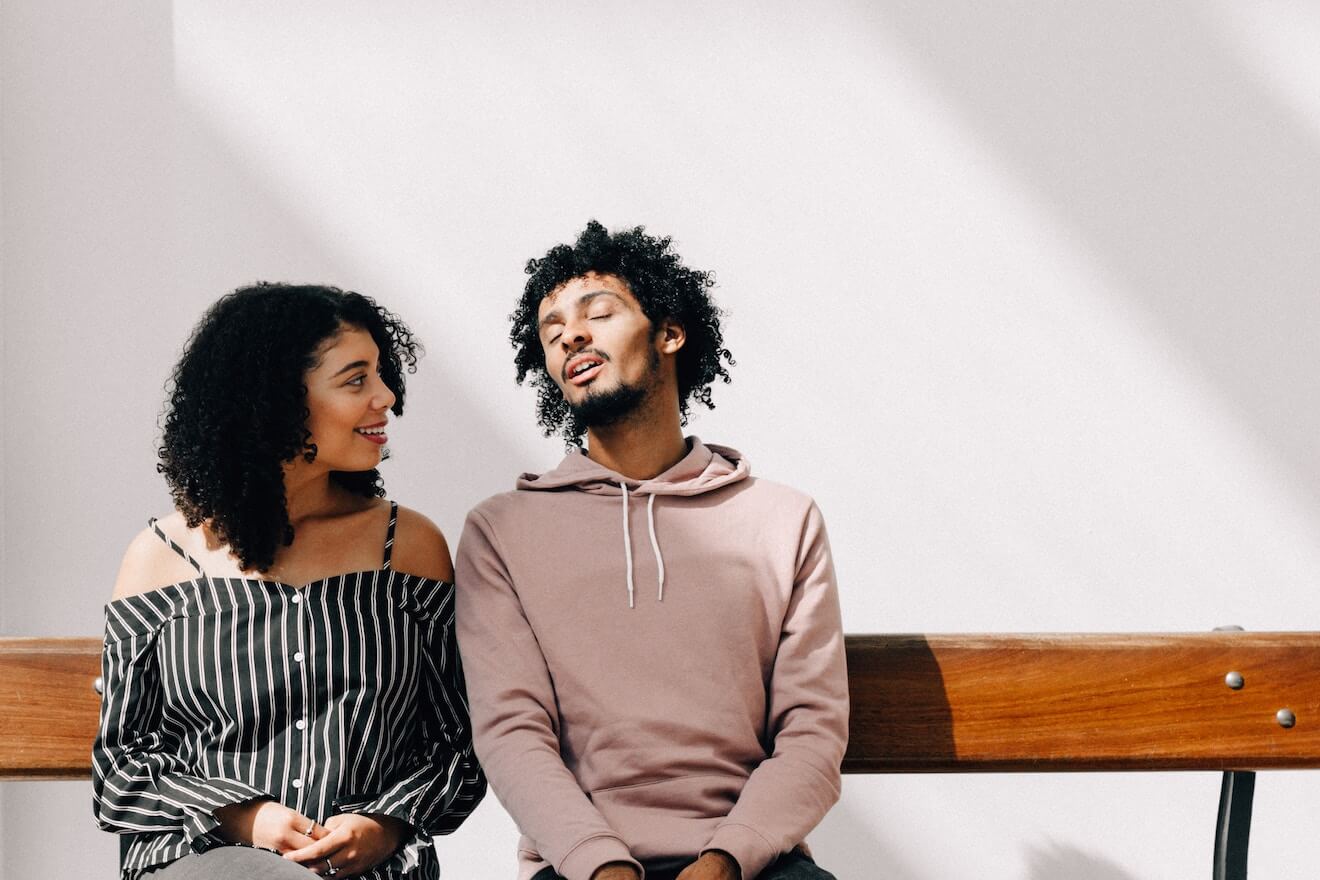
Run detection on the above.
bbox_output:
[111,513,202,601]
[389,504,454,582]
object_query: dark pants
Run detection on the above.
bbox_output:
[532,850,834,880]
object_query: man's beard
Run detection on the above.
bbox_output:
[571,381,648,428]
[569,350,659,429]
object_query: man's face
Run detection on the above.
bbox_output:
[537,272,674,427]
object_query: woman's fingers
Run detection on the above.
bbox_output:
[301,819,332,840]
[282,827,348,864]
[283,831,364,878]
[276,813,331,851]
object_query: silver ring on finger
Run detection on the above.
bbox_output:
[324,857,338,876]
[303,821,315,835]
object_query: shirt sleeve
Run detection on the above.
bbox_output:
[91,603,272,848]
[335,584,487,835]
[702,502,850,879]
[455,510,642,880]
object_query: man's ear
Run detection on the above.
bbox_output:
[656,318,686,355]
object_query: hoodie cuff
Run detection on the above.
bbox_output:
[703,823,777,880]
[557,833,640,880]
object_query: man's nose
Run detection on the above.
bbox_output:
[561,320,590,351]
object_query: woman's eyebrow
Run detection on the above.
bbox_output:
[330,359,371,377]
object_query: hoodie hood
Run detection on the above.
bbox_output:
[516,436,749,497]
[515,437,749,609]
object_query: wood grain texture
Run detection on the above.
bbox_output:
[0,637,102,779]
[844,633,1320,772]
[4,634,1319,779]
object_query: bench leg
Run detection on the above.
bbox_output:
[1213,770,1255,880]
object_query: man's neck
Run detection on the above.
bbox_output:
[584,398,687,482]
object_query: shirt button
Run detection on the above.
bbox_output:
[295,719,307,730]
[293,652,304,663]
[291,779,303,789]
[291,594,302,604]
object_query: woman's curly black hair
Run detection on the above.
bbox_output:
[511,220,734,441]
[157,283,420,573]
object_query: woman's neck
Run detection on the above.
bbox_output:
[281,462,344,524]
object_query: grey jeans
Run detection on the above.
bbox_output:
[140,847,320,879]
[531,850,835,880]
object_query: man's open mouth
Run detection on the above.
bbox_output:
[565,355,605,386]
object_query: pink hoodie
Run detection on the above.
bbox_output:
[455,439,848,880]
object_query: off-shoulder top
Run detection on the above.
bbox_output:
[91,502,486,878]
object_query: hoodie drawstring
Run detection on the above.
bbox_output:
[647,494,666,602]
[620,484,665,607]
[621,484,636,608]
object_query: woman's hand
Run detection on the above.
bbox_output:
[281,813,412,877]
[214,798,328,853]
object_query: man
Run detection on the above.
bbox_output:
[456,221,848,880]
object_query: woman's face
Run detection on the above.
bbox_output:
[302,324,396,472]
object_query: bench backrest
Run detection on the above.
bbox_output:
[1,638,102,778]
[3,633,1318,779]
[844,632,1320,772]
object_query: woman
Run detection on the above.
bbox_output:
[93,284,485,880]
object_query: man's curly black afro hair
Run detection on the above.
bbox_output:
[157,283,420,573]
[511,220,734,441]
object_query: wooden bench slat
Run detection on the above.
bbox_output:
[4,634,1319,779]
[0,637,103,779]
[844,633,1320,772]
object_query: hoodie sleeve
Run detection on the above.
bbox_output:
[455,509,642,880]
[702,502,849,879]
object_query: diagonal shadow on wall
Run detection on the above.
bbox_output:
[866,1,1320,504]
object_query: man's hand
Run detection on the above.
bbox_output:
[214,798,328,853]
[676,851,740,880]
[590,862,642,880]
[282,813,411,878]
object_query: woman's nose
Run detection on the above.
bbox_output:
[374,376,397,411]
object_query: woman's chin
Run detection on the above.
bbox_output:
[323,453,384,473]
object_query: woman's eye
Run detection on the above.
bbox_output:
[589,312,612,321]
[347,375,367,387]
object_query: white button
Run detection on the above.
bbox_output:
[291,779,302,789]
[295,719,307,730]
[293,652,304,662]
[291,594,302,604]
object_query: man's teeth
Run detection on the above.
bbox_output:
[572,361,599,376]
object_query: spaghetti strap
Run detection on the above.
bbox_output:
[147,518,206,575]
[382,501,399,571]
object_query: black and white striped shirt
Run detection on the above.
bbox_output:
[92,502,485,878]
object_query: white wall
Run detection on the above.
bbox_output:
[3,1,1318,877]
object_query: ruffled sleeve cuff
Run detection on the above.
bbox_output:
[159,776,272,849]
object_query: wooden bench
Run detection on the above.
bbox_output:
[4,633,1318,878]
